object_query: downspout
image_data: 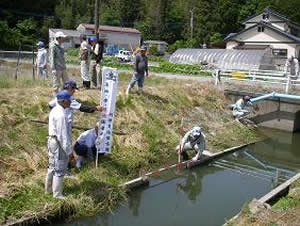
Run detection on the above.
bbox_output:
[250,92,300,104]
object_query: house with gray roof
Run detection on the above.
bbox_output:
[77,24,141,54]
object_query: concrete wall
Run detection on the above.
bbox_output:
[226,90,300,132]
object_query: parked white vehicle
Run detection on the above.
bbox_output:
[116,50,133,62]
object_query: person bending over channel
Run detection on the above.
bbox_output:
[176,126,206,161]
[74,122,103,169]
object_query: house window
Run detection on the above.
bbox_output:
[272,49,287,57]
[258,26,264,32]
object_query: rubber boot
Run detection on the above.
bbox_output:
[45,170,53,193]
[181,152,189,161]
[76,156,83,169]
[53,176,65,199]
[126,85,131,95]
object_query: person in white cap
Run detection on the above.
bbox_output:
[36,41,48,78]
[45,90,72,199]
[80,35,91,88]
[49,31,69,93]
[176,126,206,161]
[284,55,299,78]
[74,122,102,169]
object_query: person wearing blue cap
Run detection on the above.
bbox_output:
[36,41,48,79]
[48,80,105,173]
[176,126,206,161]
[45,90,71,199]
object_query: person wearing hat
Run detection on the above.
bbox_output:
[45,90,72,199]
[73,122,102,169]
[231,95,253,120]
[48,80,105,173]
[49,31,69,93]
[36,41,48,79]
[176,126,206,161]
[126,45,149,95]
[80,35,91,88]
[88,36,102,88]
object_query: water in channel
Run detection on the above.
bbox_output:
[55,130,300,226]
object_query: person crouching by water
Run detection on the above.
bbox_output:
[45,90,72,199]
[176,126,206,161]
[74,122,103,169]
[231,95,252,120]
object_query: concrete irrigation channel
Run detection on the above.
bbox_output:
[51,129,300,226]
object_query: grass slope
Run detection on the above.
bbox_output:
[0,71,261,225]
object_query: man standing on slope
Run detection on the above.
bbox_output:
[49,31,69,93]
[45,90,72,199]
[126,46,149,95]
[36,41,48,79]
[80,35,91,88]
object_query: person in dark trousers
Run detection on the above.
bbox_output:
[80,35,91,88]
[74,122,102,168]
[126,46,149,95]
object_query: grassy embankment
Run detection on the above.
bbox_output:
[228,179,300,226]
[0,69,261,225]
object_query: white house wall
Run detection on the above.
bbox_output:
[236,27,294,43]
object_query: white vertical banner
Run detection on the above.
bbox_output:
[96,67,118,155]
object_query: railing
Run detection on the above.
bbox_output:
[211,69,300,93]
[0,50,36,60]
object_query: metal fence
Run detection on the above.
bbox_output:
[212,69,300,93]
[0,50,36,79]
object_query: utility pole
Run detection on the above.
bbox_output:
[190,8,195,39]
[94,0,100,41]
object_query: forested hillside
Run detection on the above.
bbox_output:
[1,0,300,50]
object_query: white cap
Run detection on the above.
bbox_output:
[192,126,202,136]
[55,31,67,38]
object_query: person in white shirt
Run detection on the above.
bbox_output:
[74,122,101,168]
[176,126,206,161]
[45,90,71,199]
[36,41,48,78]
[80,35,91,88]
[231,96,252,120]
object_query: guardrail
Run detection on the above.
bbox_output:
[0,50,36,60]
[211,69,300,93]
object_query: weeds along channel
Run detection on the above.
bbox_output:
[0,70,261,225]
